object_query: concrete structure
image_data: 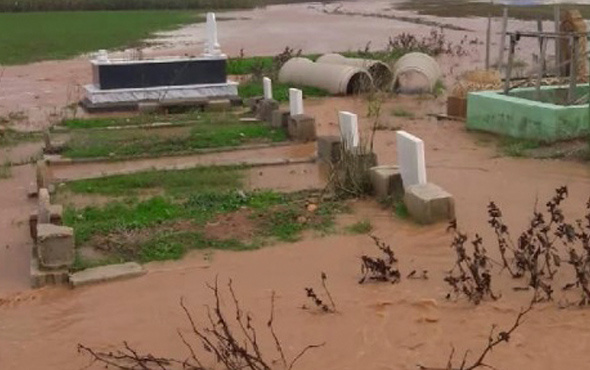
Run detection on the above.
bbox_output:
[36,224,75,269]
[30,204,63,242]
[36,160,51,190]
[279,58,373,95]
[30,259,69,289]
[392,52,442,93]
[288,114,316,142]
[271,109,290,129]
[205,99,232,112]
[317,53,393,90]
[263,77,273,100]
[317,135,342,164]
[257,99,279,123]
[467,86,590,141]
[396,131,427,188]
[369,165,404,200]
[289,88,304,116]
[404,183,455,224]
[338,111,360,150]
[69,262,146,287]
[37,188,51,224]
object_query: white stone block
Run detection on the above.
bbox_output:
[289,88,304,116]
[205,12,222,56]
[396,130,427,188]
[263,77,273,100]
[338,111,360,150]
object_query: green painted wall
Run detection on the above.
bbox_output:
[467,86,590,142]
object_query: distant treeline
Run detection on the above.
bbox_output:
[0,0,311,12]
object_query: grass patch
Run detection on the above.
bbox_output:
[227,56,275,75]
[60,111,203,130]
[394,201,409,219]
[391,108,415,118]
[500,138,542,157]
[0,0,311,12]
[64,165,244,196]
[238,79,329,102]
[0,161,11,179]
[346,219,373,234]
[62,113,287,159]
[397,0,590,21]
[0,128,41,147]
[64,189,345,263]
[0,11,199,65]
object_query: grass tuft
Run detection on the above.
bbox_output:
[346,219,373,234]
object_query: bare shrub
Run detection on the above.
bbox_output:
[78,278,324,369]
[359,235,401,284]
[303,272,337,313]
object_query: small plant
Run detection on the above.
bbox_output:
[346,219,373,234]
[391,107,415,118]
[79,278,324,370]
[444,221,498,304]
[418,300,534,370]
[359,235,401,284]
[0,160,11,179]
[303,272,337,313]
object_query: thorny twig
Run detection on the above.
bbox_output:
[79,278,324,369]
[359,235,401,284]
[303,272,337,313]
[418,299,535,370]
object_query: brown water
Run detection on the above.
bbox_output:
[1,95,590,369]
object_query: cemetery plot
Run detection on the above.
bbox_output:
[56,165,347,270]
[56,112,288,160]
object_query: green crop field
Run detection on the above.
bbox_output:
[0,11,199,65]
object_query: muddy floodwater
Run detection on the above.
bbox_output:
[2,1,590,369]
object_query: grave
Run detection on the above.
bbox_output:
[287,88,316,141]
[338,111,360,150]
[82,12,239,112]
[256,77,279,123]
[396,131,427,188]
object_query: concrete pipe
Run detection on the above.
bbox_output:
[317,53,393,90]
[392,52,442,94]
[278,57,373,95]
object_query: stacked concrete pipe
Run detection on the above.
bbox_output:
[391,52,442,94]
[316,53,393,90]
[278,57,373,95]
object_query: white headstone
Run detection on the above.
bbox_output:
[205,12,222,56]
[396,130,427,187]
[263,77,273,100]
[96,49,109,62]
[338,111,360,150]
[289,88,303,115]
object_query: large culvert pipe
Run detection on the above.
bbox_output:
[278,57,373,95]
[316,53,393,90]
[392,52,442,93]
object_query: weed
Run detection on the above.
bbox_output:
[303,272,337,313]
[359,235,401,284]
[0,161,11,179]
[346,220,373,234]
[394,201,409,219]
[500,138,542,157]
[62,114,287,159]
[391,108,415,118]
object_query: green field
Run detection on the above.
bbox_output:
[0,11,199,65]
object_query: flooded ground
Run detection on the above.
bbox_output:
[1,1,590,369]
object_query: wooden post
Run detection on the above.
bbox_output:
[486,14,492,69]
[535,35,546,101]
[554,5,561,76]
[537,17,546,73]
[498,7,508,70]
[504,35,515,95]
[568,35,578,105]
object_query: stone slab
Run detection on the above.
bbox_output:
[271,109,290,129]
[404,183,455,225]
[37,224,75,269]
[36,160,51,190]
[30,258,68,289]
[317,135,342,164]
[30,204,64,242]
[256,99,279,123]
[69,262,146,287]
[369,165,404,200]
[396,131,427,188]
[288,114,316,142]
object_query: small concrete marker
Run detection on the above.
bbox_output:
[338,111,360,150]
[396,130,427,188]
[263,77,273,100]
[69,262,146,287]
[37,188,51,224]
[289,88,304,116]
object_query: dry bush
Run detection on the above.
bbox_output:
[359,235,401,284]
[79,278,324,370]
